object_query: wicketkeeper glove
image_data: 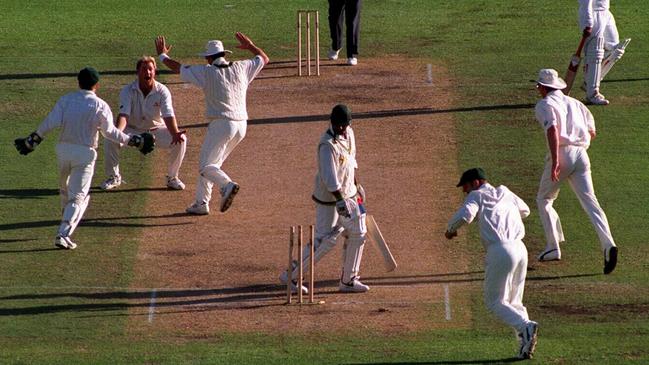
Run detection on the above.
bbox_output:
[128,132,155,155]
[14,132,42,155]
[336,198,353,218]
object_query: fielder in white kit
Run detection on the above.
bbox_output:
[534,68,618,274]
[155,33,268,214]
[280,104,369,293]
[579,0,631,105]
[14,67,154,249]
[445,167,538,359]
[101,56,187,191]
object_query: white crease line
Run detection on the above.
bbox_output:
[426,63,433,84]
[444,284,451,321]
[148,289,157,323]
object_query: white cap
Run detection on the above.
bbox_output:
[198,40,232,57]
[536,68,567,89]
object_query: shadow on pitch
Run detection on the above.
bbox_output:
[0,212,191,231]
[181,103,535,129]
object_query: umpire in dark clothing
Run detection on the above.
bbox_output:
[327,0,362,66]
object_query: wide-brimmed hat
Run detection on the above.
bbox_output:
[536,68,567,89]
[456,167,487,187]
[198,40,232,57]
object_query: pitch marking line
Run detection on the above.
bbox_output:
[148,289,157,323]
[444,284,451,321]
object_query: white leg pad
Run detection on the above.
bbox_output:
[341,235,366,283]
[584,36,605,97]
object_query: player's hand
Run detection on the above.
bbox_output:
[156,36,172,55]
[551,162,560,182]
[445,230,457,240]
[171,130,186,145]
[235,32,254,50]
[582,27,592,38]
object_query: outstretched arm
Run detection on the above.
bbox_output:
[155,36,181,74]
[235,32,269,65]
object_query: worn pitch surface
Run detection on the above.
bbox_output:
[127,58,473,336]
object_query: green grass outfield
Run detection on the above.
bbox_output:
[1,0,648,363]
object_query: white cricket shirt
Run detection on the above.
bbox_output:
[313,127,358,203]
[447,184,530,249]
[118,80,175,131]
[36,90,130,149]
[535,90,595,148]
[180,55,265,121]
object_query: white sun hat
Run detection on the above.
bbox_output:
[198,40,232,57]
[536,68,567,89]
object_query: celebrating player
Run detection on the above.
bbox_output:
[155,33,268,215]
[14,67,154,249]
[100,56,187,191]
[445,167,538,359]
[534,68,618,274]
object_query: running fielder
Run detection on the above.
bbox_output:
[534,68,618,274]
[155,33,268,215]
[579,0,631,105]
[445,168,538,359]
[280,104,370,293]
[101,56,187,191]
[14,67,154,249]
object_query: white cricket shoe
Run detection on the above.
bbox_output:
[347,57,358,66]
[339,277,369,293]
[166,176,186,190]
[537,248,561,262]
[279,268,309,295]
[327,48,340,60]
[219,182,240,213]
[186,201,209,215]
[518,321,538,359]
[54,236,77,250]
[586,93,610,105]
[100,175,122,190]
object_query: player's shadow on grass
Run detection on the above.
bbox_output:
[345,358,523,364]
[0,188,59,199]
[90,186,173,193]
[181,103,536,130]
[0,213,191,231]
[0,69,176,80]
[0,271,602,316]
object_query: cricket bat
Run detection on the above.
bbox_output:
[563,35,588,95]
[366,214,397,272]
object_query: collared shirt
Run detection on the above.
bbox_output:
[447,183,530,249]
[119,80,175,131]
[36,90,130,149]
[313,127,358,203]
[535,90,595,148]
[179,55,265,121]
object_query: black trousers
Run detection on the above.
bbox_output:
[328,0,362,57]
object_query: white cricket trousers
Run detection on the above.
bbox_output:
[56,143,96,238]
[194,119,246,204]
[312,201,367,283]
[537,146,616,253]
[484,241,531,333]
[103,126,186,178]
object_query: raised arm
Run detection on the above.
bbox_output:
[155,36,181,74]
[235,32,269,65]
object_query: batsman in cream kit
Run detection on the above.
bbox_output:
[280,104,370,293]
